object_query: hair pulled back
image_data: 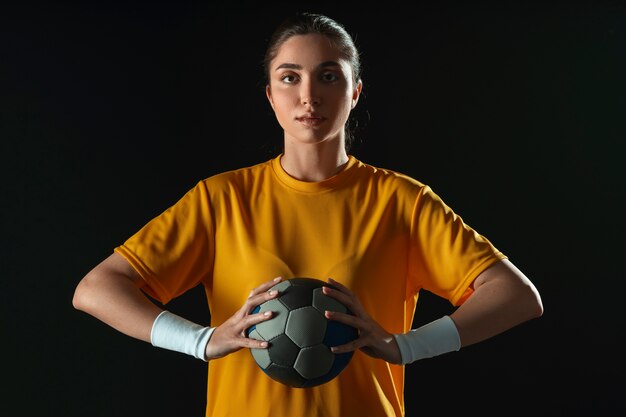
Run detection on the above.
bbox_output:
[263,13,361,86]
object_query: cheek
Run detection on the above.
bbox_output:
[270,89,295,113]
[269,94,297,129]
[335,92,354,116]
[272,97,292,121]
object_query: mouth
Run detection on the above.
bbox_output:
[296,115,325,127]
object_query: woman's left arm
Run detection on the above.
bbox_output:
[323,259,543,364]
[450,259,544,347]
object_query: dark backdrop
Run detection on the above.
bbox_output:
[2,1,625,416]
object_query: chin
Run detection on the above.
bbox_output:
[288,131,332,145]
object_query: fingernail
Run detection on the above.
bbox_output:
[274,277,282,281]
[268,290,277,296]
[260,341,268,348]
[264,311,271,317]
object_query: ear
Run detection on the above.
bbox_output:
[265,84,275,110]
[351,79,363,109]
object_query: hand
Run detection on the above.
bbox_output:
[323,278,402,365]
[205,277,282,360]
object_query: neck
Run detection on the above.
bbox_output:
[280,141,349,182]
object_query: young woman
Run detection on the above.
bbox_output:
[73,12,543,417]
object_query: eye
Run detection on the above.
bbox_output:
[280,73,298,84]
[321,72,340,82]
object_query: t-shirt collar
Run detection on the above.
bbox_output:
[271,154,358,193]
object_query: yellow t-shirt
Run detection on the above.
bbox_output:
[115,154,506,417]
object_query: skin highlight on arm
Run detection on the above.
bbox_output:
[450,259,544,347]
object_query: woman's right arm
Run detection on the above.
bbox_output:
[73,252,281,359]
[72,252,162,343]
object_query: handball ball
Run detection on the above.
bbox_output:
[245,277,358,388]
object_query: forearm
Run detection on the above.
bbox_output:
[73,259,162,343]
[450,259,543,347]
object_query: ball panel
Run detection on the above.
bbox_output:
[271,280,292,293]
[323,350,354,383]
[265,363,306,388]
[301,350,351,388]
[279,284,313,310]
[268,333,300,367]
[312,287,348,314]
[254,299,289,340]
[290,277,325,289]
[248,327,262,341]
[249,329,272,369]
[285,307,327,348]
[323,319,359,347]
[294,345,334,379]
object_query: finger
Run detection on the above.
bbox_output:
[322,285,364,315]
[240,312,275,349]
[241,310,274,330]
[327,277,352,294]
[330,338,366,354]
[248,276,283,298]
[248,276,282,298]
[244,288,279,313]
[241,337,269,349]
[325,310,364,328]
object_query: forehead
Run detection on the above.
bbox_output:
[271,33,349,71]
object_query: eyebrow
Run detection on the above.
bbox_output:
[274,60,341,71]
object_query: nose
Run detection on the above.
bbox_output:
[300,78,320,106]
[301,96,320,106]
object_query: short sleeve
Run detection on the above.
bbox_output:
[408,186,507,306]
[114,181,214,304]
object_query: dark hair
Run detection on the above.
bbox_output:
[263,13,363,152]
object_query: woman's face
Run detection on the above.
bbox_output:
[266,33,362,147]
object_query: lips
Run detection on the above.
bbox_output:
[296,114,325,126]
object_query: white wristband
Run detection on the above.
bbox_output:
[150,310,215,361]
[393,315,461,365]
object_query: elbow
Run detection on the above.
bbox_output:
[532,291,544,319]
[525,282,544,320]
[72,273,96,313]
[72,280,87,312]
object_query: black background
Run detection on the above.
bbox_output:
[2,1,625,416]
